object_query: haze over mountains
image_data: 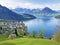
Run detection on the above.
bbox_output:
[0,4,60,21]
[12,7,60,18]
[0,5,36,21]
[13,7,58,15]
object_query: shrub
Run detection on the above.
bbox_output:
[38,30,44,38]
[8,34,16,40]
[53,30,60,42]
[31,31,37,38]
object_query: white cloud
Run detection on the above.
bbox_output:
[0,0,60,10]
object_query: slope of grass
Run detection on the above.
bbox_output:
[0,34,7,41]
[0,38,60,45]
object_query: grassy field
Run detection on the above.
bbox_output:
[0,34,8,41]
[0,38,60,45]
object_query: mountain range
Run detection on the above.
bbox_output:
[0,4,59,21]
[0,5,36,21]
[12,7,58,15]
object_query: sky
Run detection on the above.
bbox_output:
[0,0,60,10]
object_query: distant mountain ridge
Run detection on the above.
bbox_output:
[41,7,57,13]
[0,5,36,21]
[12,7,58,15]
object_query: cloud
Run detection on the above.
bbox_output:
[0,0,60,10]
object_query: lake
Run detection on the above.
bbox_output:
[24,17,60,38]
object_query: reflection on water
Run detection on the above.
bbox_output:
[24,17,60,38]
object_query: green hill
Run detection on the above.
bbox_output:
[55,15,60,18]
[0,38,60,45]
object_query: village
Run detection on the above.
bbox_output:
[0,21,26,35]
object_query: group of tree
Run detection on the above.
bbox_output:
[28,29,44,38]
[0,23,60,42]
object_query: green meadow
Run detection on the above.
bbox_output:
[0,38,60,45]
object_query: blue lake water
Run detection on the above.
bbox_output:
[24,17,60,38]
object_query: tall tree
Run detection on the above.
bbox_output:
[15,28,18,36]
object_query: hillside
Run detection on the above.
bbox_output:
[0,5,25,21]
[0,5,36,21]
[55,15,60,18]
[0,38,60,45]
[21,13,36,20]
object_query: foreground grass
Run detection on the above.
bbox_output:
[0,34,8,41]
[0,38,60,45]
